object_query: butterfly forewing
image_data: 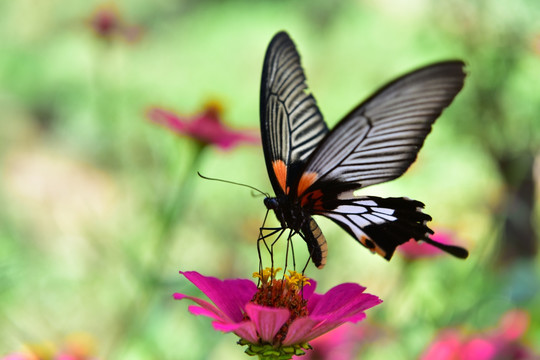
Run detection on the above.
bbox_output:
[302,61,466,190]
[260,31,328,195]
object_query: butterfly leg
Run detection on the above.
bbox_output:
[257,208,280,278]
[257,225,285,280]
[296,231,313,275]
[282,229,298,278]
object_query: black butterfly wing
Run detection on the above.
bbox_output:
[260,31,329,196]
[302,61,466,190]
[313,196,468,260]
[297,62,468,260]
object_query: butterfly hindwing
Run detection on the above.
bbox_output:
[260,31,329,195]
[315,196,433,259]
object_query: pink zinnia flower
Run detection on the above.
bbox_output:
[399,230,463,260]
[87,3,142,43]
[174,269,381,359]
[421,310,539,360]
[147,101,260,150]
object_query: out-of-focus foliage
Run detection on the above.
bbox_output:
[0,0,539,359]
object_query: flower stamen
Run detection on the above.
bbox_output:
[253,267,282,284]
[248,268,311,346]
[284,270,311,291]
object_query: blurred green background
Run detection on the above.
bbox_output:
[1,0,539,359]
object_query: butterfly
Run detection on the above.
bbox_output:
[259,31,469,269]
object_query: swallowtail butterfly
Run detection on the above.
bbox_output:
[260,31,469,268]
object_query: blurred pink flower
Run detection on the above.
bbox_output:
[1,355,34,360]
[87,3,142,43]
[421,310,538,360]
[1,342,55,360]
[174,269,381,359]
[294,322,379,360]
[399,230,461,259]
[147,102,260,150]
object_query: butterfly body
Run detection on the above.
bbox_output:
[259,31,469,268]
[264,194,306,232]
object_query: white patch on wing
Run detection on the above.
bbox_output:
[348,214,371,228]
[334,205,367,214]
[372,207,395,215]
[373,212,397,221]
[335,215,370,239]
[363,213,387,224]
[354,200,378,207]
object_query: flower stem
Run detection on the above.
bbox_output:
[106,142,207,357]
[155,141,207,256]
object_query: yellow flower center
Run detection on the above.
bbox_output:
[249,268,310,345]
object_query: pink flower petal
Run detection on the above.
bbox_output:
[214,132,260,150]
[297,323,374,360]
[147,106,260,150]
[147,108,189,133]
[420,330,462,360]
[299,280,317,301]
[2,355,32,360]
[498,310,530,341]
[462,338,497,360]
[173,293,228,322]
[303,314,367,343]
[181,271,257,322]
[55,355,78,360]
[214,320,260,344]
[187,110,259,149]
[245,303,290,343]
[309,283,380,322]
[187,305,224,321]
[282,284,380,345]
[283,317,318,346]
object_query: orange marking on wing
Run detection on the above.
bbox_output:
[373,246,387,258]
[272,160,288,194]
[297,172,319,197]
[360,236,387,258]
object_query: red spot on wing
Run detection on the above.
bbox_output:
[272,160,289,194]
[301,189,324,210]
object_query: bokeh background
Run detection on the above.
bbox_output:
[1,0,539,359]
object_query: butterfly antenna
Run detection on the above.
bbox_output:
[197,172,269,197]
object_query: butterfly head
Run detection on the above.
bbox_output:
[263,197,279,211]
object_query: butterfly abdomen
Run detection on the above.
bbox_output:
[301,218,328,268]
